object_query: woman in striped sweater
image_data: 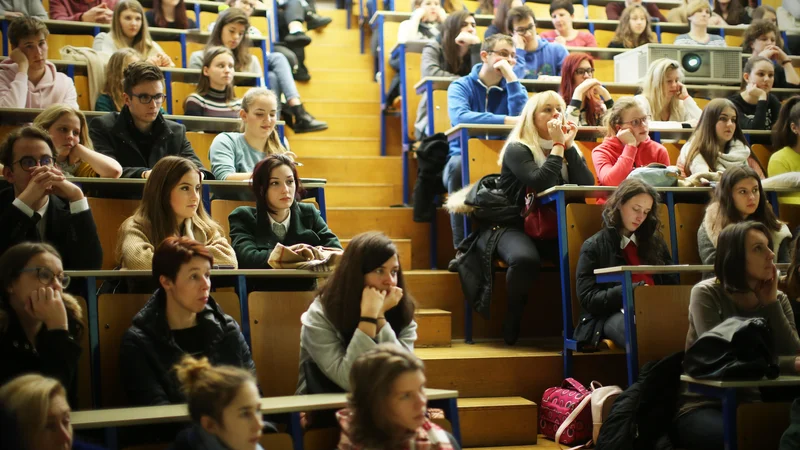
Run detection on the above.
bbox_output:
[184,47,243,118]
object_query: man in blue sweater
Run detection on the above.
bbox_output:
[507,5,568,80]
[444,33,527,270]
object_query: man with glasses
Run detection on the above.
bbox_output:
[444,34,526,271]
[0,126,102,270]
[506,6,568,80]
[89,62,213,180]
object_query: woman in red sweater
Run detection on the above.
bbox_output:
[591,96,670,187]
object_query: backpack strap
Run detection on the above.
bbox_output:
[555,392,593,450]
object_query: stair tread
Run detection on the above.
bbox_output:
[416,308,451,315]
[416,339,564,359]
[459,397,537,408]
[292,136,379,142]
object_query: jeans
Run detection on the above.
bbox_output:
[443,154,464,248]
[672,407,724,450]
[478,227,541,316]
[603,311,626,348]
[267,52,300,105]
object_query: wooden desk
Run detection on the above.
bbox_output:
[73,389,461,450]
[681,375,800,450]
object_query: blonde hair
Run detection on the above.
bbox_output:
[174,356,256,424]
[33,105,94,152]
[602,96,643,137]
[686,0,711,18]
[110,0,155,58]
[640,58,685,122]
[0,374,68,448]
[101,48,141,111]
[240,88,286,156]
[498,91,566,167]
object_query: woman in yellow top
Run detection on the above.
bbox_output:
[33,105,123,178]
[768,95,800,205]
[116,156,237,270]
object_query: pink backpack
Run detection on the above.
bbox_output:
[540,379,622,448]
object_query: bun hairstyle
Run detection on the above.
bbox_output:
[175,356,256,424]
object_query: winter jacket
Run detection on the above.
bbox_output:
[511,37,569,80]
[0,0,47,18]
[0,294,83,407]
[446,63,527,157]
[0,59,78,109]
[574,227,678,347]
[0,188,103,270]
[697,202,792,269]
[49,0,118,21]
[296,297,417,394]
[412,133,449,222]
[89,106,213,180]
[591,136,671,187]
[120,289,255,406]
[229,202,341,269]
[170,424,265,450]
[676,137,755,177]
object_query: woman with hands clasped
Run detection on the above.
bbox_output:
[727,56,782,146]
[296,231,417,396]
[560,53,613,126]
[398,0,447,44]
[742,19,799,88]
[0,242,84,407]
[673,221,800,450]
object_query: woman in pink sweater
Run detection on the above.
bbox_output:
[591,96,670,187]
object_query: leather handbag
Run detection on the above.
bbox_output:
[540,378,593,447]
[522,188,558,240]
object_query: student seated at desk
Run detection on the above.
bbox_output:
[674,221,800,450]
[336,344,461,450]
[413,10,481,140]
[92,0,174,68]
[121,236,252,406]
[0,16,78,109]
[184,47,243,118]
[779,235,800,328]
[0,243,83,407]
[0,127,103,270]
[0,374,104,450]
[172,356,267,450]
[666,0,726,26]
[507,5,568,80]
[96,48,142,112]
[698,166,792,268]
[575,179,678,349]
[714,0,751,26]
[116,156,237,271]
[592,97,670,188]
[607,5,658,49]
[742,20,800,89]
[483,0,521,39]
[728,56,782,147]
[634,58,702,127]
[145,0,196,30]
[50,0,116,23]
[296,231,417,395]
[769,96,800,206]
[0,0,47,19]
[673,0,727,47]
[229,154,340,274]
[189,7,327,133]
[540,0,597,48]
[560,53,613,126]
[89,61,212,180]
[676,98,765,179]
[605,0,666,22]
[33,105,123,178]
[444,33,526,262]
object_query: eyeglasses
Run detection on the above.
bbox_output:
[621,115,651,128]
[12,155,54,172]
[575,68,595,76]
[130,93,166,104]
[514,24,535,36]
[487,50,517,59]
[19,267,71,289]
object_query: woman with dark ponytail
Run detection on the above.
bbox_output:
[768,95,800,206]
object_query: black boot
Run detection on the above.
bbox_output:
[290,104,328,133]
[284,31,312,47]
[306,12,332,30]
[281,104,294,129]
[294,64,311,82]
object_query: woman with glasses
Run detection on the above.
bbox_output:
[0,242,84,407]
[560,53,613,126]
[592,96,670,189]
[634,58,702,127]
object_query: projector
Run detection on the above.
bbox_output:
[614,44,742,84]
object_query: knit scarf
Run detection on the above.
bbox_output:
[336,409,454,450]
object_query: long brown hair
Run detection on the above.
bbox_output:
[101,48,141,111]
[319,232,416,344]
[710,165,782,236]
[251,154,305,215]
[772,95,800,150]
[110,0,155,58]
[602,178,671,264]
[742,19,784,54]
[714,0,746,25]
[152,0,190,28]
[492,0,516,34]
[610,5,657,49]
[117,156,225,264]
[683,98,755,175]
[195,46,236,102]
[441,10,475,75]
[207,7,252,72]
[347,344,425,447]
[780,235,800,301]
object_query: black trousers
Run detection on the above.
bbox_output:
[477,227,542,315]
[671,407,723,450]
[603,311,626,348]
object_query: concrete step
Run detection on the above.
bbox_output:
[340,238,411,269]
[290,136,379,156]
[298,67,376,83]
[304,53,374,72]
[298,156,401,184]
[299,99,379,116]
[285,114,379,138]
[325,183,401,207]
[309,24,362,45]
[459,397,539,447]
[296,81,380,101]
[414,308,451,348]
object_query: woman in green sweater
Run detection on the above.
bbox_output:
[768,95,800,205]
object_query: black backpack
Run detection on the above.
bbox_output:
[596,351,685,450]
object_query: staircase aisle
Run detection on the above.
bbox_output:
[299,11,626,447]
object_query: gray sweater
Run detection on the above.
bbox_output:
[209,132,266,180]
[0,0,47,18]
[295,297,418,394]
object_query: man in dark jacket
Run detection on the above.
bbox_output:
[89,61,213,180]
[0,126,102,270]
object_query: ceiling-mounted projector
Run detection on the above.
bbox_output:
[614,44,742,84]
